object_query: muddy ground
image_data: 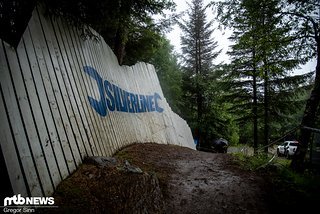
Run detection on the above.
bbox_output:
[42,143,302,213]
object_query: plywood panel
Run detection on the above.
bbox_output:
[37,10,83,166]
[28,9,75,176]
[0,42,42,196]
[0,7,194,198]
[50,17,92,157]
[0,45,28,197]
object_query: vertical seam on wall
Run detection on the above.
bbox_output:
[3,42,45,196]
[60,23,97,156]
[67,26,100,156]
[0,85,28,195]
[1,43,32,197]
[86,40,111,156]
[48,14,88,159]
[29,11,71,176]
[36,7,78,169]
[71,28,104,156]
[92,41,119,153]
[82,44,106,156]
[22,37,58,189]
[0,138,14,198]
[18,38,55,193]
[25,25,63,180]
[50,16,91,157]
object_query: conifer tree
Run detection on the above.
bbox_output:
[281,0,320,170]
[216,0,312,150]
[151,38,183,114]
[179,0,220,144]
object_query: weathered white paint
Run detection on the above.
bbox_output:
[0,6,195,197]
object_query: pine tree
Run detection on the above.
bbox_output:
[179,0,220,144]
[281,0,320,171]
[216,0,313,150]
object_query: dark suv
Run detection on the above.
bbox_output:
[196,138,229,153]
[212,138,229,153]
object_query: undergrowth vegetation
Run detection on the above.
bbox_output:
[233,153,320,212]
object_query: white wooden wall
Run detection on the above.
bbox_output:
[0,7,194,197]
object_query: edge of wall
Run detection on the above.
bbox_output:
[0,6,195,197]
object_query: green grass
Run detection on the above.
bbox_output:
[232,152,271,170]
[233,153,320,212]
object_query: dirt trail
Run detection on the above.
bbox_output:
[49,143,272,213]
[163,149,269,214]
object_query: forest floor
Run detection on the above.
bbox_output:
[42,143,319,214]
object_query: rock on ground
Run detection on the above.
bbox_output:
[43,143,272,214]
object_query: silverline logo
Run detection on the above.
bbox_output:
[3,194,54,207]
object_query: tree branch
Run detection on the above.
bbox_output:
[282,11,319,41]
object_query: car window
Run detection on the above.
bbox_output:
[290,143,299,146]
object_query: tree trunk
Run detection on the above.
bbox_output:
[261,8,269,154]
[196,36,203,143]
[114,27,126,65]
[197,91,203,145]
[263,63,269,153]
[252,49,258,153]
[291,40,320,171]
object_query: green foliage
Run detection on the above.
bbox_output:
[284,1,320,169]
[233,152,320,212]
[150,38,183,114]
[234,153,320,213]
[234,152,320,182]
[124,24,163,65]
[215,0,314,147]
[269,163,320,212]
[232,153,270,170]
[41,0,176,64]
[282,0,319,63]
[179,0,237,144]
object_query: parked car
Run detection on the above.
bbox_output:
[211,138,229,153]
[277,142,288,156]
[277,141,299,158]
[196,138,229,153]
[286,141,300,158]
